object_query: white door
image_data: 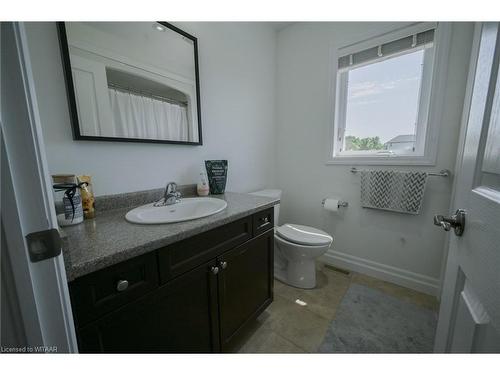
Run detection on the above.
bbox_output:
[434,22,500,353]
[1,22,78,353]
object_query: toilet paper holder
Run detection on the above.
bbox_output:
[321,198,348,208]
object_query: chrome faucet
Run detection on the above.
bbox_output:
[154,181,181,206]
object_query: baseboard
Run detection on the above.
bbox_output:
[321,250,440,296]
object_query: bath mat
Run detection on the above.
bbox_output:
[318,283,437,353]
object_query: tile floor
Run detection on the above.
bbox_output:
[234,263,439,353]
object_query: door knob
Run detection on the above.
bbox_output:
[433,209,466,236]
[210,266,219,275]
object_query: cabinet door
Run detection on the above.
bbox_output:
[78,260,220,353]
[217,230,274,351]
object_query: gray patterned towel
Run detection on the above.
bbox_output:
[360,170,428,214]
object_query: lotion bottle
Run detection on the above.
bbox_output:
[197,172,210,196]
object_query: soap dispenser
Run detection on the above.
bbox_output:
[197,172,210,196]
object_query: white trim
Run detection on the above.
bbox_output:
[321,249,440,296]
[338,43,432,73]
[17,29,60,225]
[421,22,453,165]
[338,22,437,56]
[334,41,434,160]
[2,22,78,352]
[437,22,482,297]
[1,131,44,346]
[434,22,498,353]
[333,70,348,155]
[325,154,437,166]
[326,22,453,166]
[17,21,78,352]
[413,46,435,156]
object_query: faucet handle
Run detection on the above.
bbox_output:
[165,181,177,194]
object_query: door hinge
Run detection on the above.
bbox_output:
[25,228,62,262]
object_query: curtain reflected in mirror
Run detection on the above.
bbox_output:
[108,87,189,141]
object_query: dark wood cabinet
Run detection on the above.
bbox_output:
[77,284,162,353]
[78,260,220,353]
[158,216,253,283]
[252,207,274,236]
[70,208,274,353]
[70,252,159,327]
[218,230,274,351]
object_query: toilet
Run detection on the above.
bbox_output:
[251,189,333,289]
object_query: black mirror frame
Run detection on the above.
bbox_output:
[57,21,203,146]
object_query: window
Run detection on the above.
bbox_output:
[329,24,448,165]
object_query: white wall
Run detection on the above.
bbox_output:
[25,21,474,295]
[25,22,277,196]
[275,22,474,295]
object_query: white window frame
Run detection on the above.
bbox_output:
[326,22,452,166]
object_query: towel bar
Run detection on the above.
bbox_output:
[350,167,450,177]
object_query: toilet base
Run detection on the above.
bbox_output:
[274,259,317,289]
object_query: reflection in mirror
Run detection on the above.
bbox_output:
[59,22,202,144]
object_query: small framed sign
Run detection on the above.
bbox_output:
[205,160,228,194]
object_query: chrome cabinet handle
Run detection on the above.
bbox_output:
[220,261,228,270]
[433,209,466,236]
[116,280,129,292]
[210,266,219,275]
[259,216,270,228]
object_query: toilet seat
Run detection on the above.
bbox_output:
[276,224,333,246]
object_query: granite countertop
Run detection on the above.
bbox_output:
[60,191,279,282]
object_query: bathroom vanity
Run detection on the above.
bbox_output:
[61,191,278,353]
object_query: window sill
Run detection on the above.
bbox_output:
[326,154,436,166]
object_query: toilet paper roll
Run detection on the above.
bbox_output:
[323,198,339,212]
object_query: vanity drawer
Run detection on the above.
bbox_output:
[253,208,274,236]
[159,216,253,283]
[69,252,159,327]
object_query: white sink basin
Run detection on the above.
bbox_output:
[125,197,227,224]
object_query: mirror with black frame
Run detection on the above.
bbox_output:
[58,22,202,145]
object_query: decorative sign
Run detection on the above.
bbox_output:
[205,160,228,194]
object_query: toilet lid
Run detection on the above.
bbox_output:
[276,224,333,246]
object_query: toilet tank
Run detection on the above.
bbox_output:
[250,189,282,225]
